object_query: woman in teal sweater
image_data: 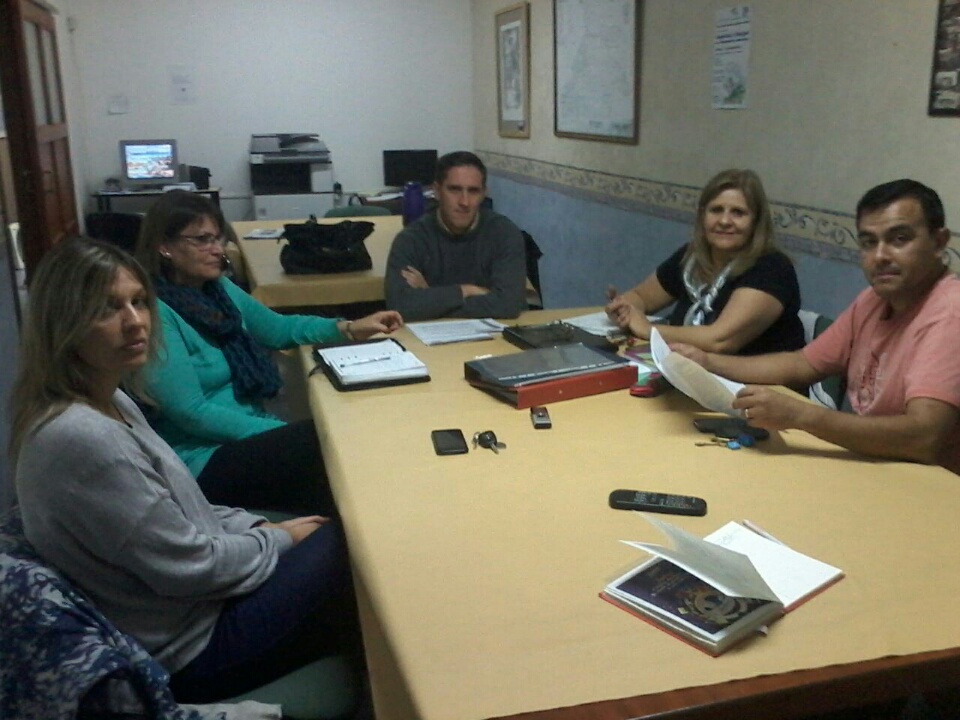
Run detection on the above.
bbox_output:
[136,191,402,513]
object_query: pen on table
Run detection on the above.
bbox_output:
[337,354,392,368]
[741,519,785,545]
[473,354,493,360]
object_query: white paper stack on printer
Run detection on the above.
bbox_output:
[649,328,744,415]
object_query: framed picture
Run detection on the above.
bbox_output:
[496,2,530,138]
[554,0,640,143]
[930,0,960,115]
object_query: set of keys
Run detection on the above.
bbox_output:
[472,430,506,454]
[694,433,756,450]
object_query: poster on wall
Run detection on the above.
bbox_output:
[553,0,639,144]
[929,0,960,115]
[497,2,530,138]
[712,5,751,109]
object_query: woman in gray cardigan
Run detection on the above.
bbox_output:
[10,238,361,704]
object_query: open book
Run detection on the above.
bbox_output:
[313,339,429,390]
[649,328,744,415]
[601,515,843,656]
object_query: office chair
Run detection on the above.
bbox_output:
[324,205,391,218]
[85,212,144,254]
[522,230,544,309]
[798,309,846,410]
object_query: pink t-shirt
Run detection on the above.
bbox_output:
[803,273,960,475]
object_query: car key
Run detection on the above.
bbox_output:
[476,430,505,454]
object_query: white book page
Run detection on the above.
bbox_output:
[407,319,505,346]
[316,340,427,383]
[621,515,778,602]
[563,311,624,338]
[650,328,744,415]
[705,522,844,610]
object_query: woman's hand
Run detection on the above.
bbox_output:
[348,311,404,340]
[260,515,329,545]
[620,304,652,339]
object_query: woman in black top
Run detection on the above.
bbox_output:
[606,169,804,355]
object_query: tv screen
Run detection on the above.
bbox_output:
[119,139,178,187]
[383,149,438,188]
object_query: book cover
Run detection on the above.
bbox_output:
[467,363,636,409]
[604,559,782,656]
[464,343,631,388]
[602,516,842,655]
[502,321,618,353]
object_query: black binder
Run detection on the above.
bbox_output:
[311,338,430,392]
[502,321,618,353]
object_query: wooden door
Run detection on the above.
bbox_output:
[0,0,78,274]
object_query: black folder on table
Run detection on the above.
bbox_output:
[311,338,430,392]
[502,321,619,353]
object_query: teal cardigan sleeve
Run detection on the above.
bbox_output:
[222,279,344,348]
[143,303,286,443]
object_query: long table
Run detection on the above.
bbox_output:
[233,216,402,308]
[299,308,960,720]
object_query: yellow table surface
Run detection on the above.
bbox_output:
[299,308,960,720]
[233,216,402,307]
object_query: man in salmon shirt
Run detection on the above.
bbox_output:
[673,179,960,474]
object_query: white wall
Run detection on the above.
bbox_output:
[64,0,474,219]
[472,0,960,224]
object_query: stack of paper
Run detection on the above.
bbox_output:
[649,328,744,414]
[407,319,505,346]
[315,340,428,385]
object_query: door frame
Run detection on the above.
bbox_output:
[0,0,78,275]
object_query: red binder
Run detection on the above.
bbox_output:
[466,363,636,409]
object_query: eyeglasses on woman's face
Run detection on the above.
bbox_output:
[177,232,226,249]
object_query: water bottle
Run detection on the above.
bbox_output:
[402,181,425,226]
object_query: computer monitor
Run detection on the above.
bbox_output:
[383,149,438,188]
[119,139,178,188]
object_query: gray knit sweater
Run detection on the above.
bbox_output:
[384,208,527,321]
[15,390,292,672]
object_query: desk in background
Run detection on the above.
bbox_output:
[299,307,960,720]
[92,186,221,213]
[233,215,402,308]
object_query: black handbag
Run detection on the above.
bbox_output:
[280,217,375,274]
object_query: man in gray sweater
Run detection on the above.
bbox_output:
[384,151,528,321]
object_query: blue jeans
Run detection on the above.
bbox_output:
[169,517,361,703]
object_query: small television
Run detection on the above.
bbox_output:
[119,139,178,188]
[383,149,438,188]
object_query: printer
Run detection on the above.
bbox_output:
[249,133,336,219]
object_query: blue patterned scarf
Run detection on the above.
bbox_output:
[156,277,282,400]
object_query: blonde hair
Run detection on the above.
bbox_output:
[9,238,160,464]
[684,169,781,283]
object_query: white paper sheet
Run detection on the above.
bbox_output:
[407,319,505,346]
[649,328,744,415]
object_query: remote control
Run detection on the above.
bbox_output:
[608,489,707,516]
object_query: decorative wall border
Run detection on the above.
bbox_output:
[479,151,960,268]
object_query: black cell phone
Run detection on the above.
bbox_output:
[692,417,769,440]
[608,489,707,516]
[431,429,469,456]
[530,406,552,429]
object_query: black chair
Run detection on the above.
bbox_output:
[85,212,143,254]
[522,230,543,309]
